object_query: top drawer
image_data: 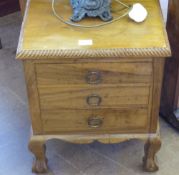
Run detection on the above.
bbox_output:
[36,62,152,86]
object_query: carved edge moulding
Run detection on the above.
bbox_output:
[17,48,171,59]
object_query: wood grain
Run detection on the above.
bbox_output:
[29,124,160,145]
[150,59,165,132]
[41,108,149,134]
[36,62,152,85]
[23,61,43,134]
[38,85,150,110]
[16,0,170,59]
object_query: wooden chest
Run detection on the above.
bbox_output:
[16,0,171,173]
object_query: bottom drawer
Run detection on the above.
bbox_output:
[41,108,149,134]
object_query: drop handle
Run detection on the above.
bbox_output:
[86,94,102,106]
[88,117,103,128]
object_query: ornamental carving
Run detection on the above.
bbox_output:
[70,0,113,21]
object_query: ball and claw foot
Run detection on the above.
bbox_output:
[32,158,48,173]
[143,155,159,172]
[143,137,161,172]
[29,137,48,173]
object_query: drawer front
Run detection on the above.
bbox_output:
[36,62,152,85]
[38,85,150,110]
[41,108,149,133]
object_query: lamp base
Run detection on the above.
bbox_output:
[70,0,113,22]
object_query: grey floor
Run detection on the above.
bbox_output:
[0,1,179,175]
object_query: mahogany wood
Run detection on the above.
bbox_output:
[160,0,179,130]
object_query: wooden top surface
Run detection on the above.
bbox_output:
[17,0,171,59]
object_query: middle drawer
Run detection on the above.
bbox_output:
[38,85,150,110]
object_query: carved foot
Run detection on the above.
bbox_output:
[29,137,48,173]
[32,158,48,173]
[143,137,161,172]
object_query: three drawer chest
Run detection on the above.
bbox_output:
[17,0,171,173]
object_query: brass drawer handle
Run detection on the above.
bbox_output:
[88,117,103,128]
[85,71,102,84]
[86,94,102,106]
